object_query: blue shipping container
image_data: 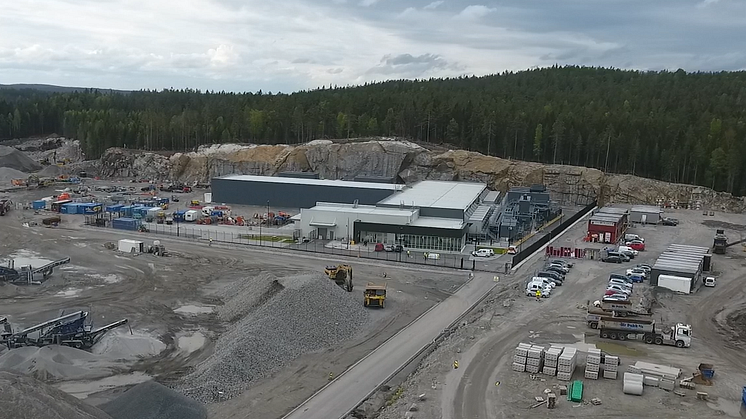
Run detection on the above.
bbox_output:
[60,203,76,214]
[32,200,46,210]
[112,217,140,231]
[106,204,124,213]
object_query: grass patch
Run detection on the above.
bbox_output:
[386,386,405,406]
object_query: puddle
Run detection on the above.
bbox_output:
[7,250,53,269]
[88,274,122,284]
[55,372,152,400]
[178,331,207,354]
[174,305,214,315]
[56,288,82,298]
[707,398,743,418]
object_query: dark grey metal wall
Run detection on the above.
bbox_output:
[376,204,464,220]
[353,221,467,239]
[211,178,397,208]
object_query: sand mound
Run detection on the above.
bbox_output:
[92,332,166,360]
[37,164,65,177]
[101,381,207,419]
[0,345,112,382]
[0,145,42,172]
[0,371,113,419]
[0,166,28,183]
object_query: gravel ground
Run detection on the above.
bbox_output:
[0,371,113,419]
[101,381,207,419]
[178,272,371,403]
[0,345,113,382]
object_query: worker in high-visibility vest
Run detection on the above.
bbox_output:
[535,289,542,301]
[453,360,459,369]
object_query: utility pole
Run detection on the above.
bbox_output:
[604,131,611,173]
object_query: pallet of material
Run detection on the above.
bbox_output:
[632,361,681,380]
[528,347,545,359]
[512,362,526,372]
[659,379,675,391]
[603,370,618,379]
[584,370,599,380]
[526,357,543,367]
[643,376,660,387]
[557,371,574,381]
[542,366,557,376]
[585,363,599,372]
[526,364,541,374]
[515,343,531,357]
[513,354,527,364]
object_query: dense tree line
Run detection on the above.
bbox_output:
[1,66,745,195]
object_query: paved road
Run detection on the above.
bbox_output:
[282,273,498,419]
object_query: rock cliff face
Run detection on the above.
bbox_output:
[98,139,746,213]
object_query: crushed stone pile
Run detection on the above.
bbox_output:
[0,144,42,172]
[178,273,370,403]
[101,380,206,419]
[37,164,64,177]
[0,371,113,419]
[215,272,286,322]
[0,345,113,382]
[0,166,28,183]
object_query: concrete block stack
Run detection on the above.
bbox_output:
[584,348,601,380]
[603,355,619,379]
[512,343,530,372]
[525,345,545,374]
[626,361,680,392]
[556,347,577,381]
[542,346,563,376]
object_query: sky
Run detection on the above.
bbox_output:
[1,0,745,93]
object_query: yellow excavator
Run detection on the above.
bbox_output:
[324,264,353,292]
[364,283,387,308]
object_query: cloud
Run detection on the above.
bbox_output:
[0,0,744,92]
[456,5,496,19]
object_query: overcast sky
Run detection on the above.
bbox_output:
[1,0,744,93]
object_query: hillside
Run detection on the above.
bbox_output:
[0,83,129,94]
[97,139,746,213]
[1,67,745,195]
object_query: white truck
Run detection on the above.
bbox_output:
[598,318,691,348]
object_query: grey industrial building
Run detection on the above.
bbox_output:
[629,205,663,224]
[650,244,710,289]
[211,174,403,208]
[494,185,561,241]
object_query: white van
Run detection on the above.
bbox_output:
[184,210,202,222]
[618,246,639,256]
[531,276,556,289]
[624,234,644,243]
[526,281,551,297]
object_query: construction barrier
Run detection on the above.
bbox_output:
[545,246,586,259]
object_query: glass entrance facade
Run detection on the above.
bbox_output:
[360,230,464,252]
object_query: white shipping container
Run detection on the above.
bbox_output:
[184,210,202,222]
[204,192,212,203]
[118,239,144,253]
[657,274,692,294]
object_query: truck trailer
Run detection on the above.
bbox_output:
[598,318,691,348]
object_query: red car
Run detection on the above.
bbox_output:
[627,241,645,251]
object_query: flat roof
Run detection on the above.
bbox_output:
[484,191,501,203]
[631,205,663,213]
[378,180,486,211]
[410,217,464,230]
[217,174,405,192]
[597,207,629,215]
[311,202,417,217]
[589,214,623,223]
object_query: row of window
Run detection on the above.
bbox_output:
[360,231,464,252]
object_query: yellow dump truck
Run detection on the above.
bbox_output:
[324,264,353,292]
[364,282,387,308]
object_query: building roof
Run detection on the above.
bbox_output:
[483,191,501,203]
[377,180,486,211]
[589,213,623,223]
[217,174,405,192]
[631,205,663,214]
[596,206,629,215]
[410,217,465,230]
[311,202,417,217]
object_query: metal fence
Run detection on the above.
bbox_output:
[102,222,495,272]
[511,200,598,266]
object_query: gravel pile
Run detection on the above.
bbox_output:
[0,345,112,382]
[0,145,42,172]
[0,371,113,419]
[215,272,285,322]
[101,380,206,419]
[179,273,370,402]
[0,166,28,183]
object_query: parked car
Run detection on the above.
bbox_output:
[526,281,552,297]
[606,250,630,261]
[661,217,679,226]
[602,255,623,263]
[603,293,630,301]
[531,276,557,289]
[385,244,404,252]
[636,264,652,273]
[624,234,645,243]
[607,284,632,295]
[704,276,716,287]
[374,243,385,251]
[626,268,648,278]
[627,241,645,251]
[618,246,638,258]
[609,273,633,283]
[547,263,570,273]
[472,248,495,257]
[549,259,574,269]
[628,273,645,283]
[609,278,633,289]
[537,271,564,285]
[544,265,568,277]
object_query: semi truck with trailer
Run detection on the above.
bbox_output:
[598,317,691,348]
[586,299,651,328]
